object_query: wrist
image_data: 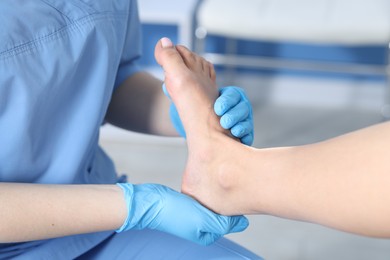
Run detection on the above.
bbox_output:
[115,183,163,232]
[115,183,135,232]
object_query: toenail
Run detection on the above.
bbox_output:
[161,37,173,48]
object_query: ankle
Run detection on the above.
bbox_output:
[213,136,249,214]
[215,139,239,190]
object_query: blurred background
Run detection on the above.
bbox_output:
[100,0,390,259]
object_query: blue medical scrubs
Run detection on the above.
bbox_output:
[0,0,261,259]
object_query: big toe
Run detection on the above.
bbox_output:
[154,37,188,76]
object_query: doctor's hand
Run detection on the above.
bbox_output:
[163,84,254,146]
[116,183,249,246]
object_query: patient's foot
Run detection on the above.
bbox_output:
[154,38,249,215]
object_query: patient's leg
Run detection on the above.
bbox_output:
[154,38,251,215]
[156,38,390,237]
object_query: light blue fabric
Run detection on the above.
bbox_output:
[0,0,261,258]
[10,230,262,260]
[78,229,263,260]
[0,0,141,257]
[0,0,141,184]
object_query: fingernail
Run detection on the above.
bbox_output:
[161,37,173,48]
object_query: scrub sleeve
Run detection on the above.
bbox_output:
[0,0,262,259]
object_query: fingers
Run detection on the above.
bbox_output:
[214,86,254,145]
[219,102,250,129]
[214,88,241,116]
[231,119,254,145]
[198,232,222,246]
[200,215,249,245]
[208,215,249,237]
[228,215,249,233]
[229,117,254,146]
[240,133,254,146]
[231,119,252,137]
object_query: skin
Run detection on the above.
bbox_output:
[0,39,249,242]
[154,37,390,238]
[105,71,177,136]
[0,67,175,243]
[4,34,389,243]
[0,183,126,242]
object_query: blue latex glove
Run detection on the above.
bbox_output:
[116,183,249,246]
[163,84,254,146]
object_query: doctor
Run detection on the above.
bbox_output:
[0,0,260,259]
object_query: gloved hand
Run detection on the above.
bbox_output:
[116,183,249,246]
[163,84,254,146]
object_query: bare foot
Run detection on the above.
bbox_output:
[154,38,249,215]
